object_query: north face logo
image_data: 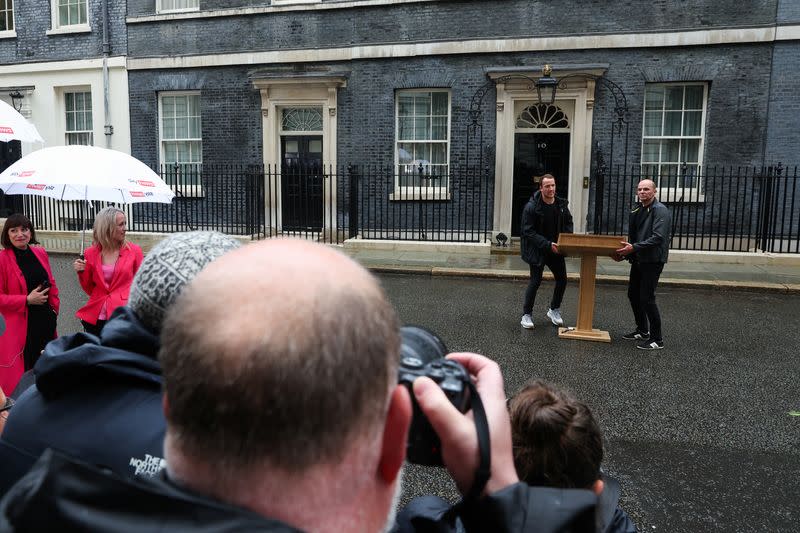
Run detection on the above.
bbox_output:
[129,453,166,477]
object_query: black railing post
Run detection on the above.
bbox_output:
[592,143,606,234]
[348,164,359,239]
[757,164,776,253]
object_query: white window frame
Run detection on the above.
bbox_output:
[47,0,91,34]
[159,91,203,196]
[0,0,15,39]
[156,0,200,14]
[641,82,708,202]
[393,89,451,201]
[64,88,94,146]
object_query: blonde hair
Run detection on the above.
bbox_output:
[92,206,127,251]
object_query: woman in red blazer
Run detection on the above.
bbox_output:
[0,214,60,395]
[73,207,143,336]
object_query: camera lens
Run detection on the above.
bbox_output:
[400,326,448,365]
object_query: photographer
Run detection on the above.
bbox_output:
[0,240,596,532]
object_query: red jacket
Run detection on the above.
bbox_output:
[0,246,60,395]
[76,243,143,325]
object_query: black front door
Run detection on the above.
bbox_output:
[0,140,22,217]
[281,136,323,231]
[511,132,570,236]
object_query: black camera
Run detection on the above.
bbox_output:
[398,326,470,466]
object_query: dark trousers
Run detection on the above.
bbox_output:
[627,261,664,341]
[81,319,107,338]
[523,254,567,315]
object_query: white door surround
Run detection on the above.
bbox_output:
[488,65,608,238]
[252,75,347,235]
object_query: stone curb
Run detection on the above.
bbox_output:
[367,264,800,294]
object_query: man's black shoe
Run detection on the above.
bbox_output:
[622,330,649,340]
[637,339,664,350]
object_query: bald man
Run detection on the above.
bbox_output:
[1,239,602,531]
[615,179,671,350]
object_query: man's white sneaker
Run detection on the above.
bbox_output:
[546,308,564,326]
[520,314,534,329]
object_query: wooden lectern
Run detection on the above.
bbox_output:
[556,234,624,343]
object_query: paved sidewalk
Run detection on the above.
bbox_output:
[39,232,800,293]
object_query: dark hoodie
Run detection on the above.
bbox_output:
[0,306,165,496]
[520,190,574,267]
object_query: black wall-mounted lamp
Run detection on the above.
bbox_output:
[535,64,558,105]
[9,90,23,112]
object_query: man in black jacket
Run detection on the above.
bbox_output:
[520,174,574,330]
[615,179,671,350]
[0,231,241,495]
[0,239,598,532]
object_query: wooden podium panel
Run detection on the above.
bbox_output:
[556,233,624,343]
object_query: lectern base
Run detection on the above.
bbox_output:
[558,327,611,343]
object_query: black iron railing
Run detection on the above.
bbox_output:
[591,164,800,253]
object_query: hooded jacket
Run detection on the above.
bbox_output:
[520,191,574,266]
[0,450,301,533]
[0,306,165,496]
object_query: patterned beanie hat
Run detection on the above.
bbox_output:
[129,231,242,333]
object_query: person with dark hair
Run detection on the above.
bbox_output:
[0,231,241,496]
[520,174,574,330]
[0,214,59,395]
[73,206,142,336]
[0,239,599,532]
[509,380,637,533]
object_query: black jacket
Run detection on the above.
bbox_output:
[520,191,574,266]
[396,476,635,533]
[0,307,166,496]
[0,450,301,532]
[627,200,671,264]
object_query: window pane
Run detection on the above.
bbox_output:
[683,111,702,136]
[665,86,683,110]
[398,118,414,140]
[66,112,75,130]
[414,117,429,140]
[644,111,662,136]
[660,165,678,187]
[683,139,700,163]
[664,139,680,162]
[413,95,430,115]
[79,2,87,23]
[644,86,664,110]
[431,116,447,140]
[189,117,201,138]
[398,95,414,117]
[642,140,661,163]
[430,143,446,164]
[431,92,448,115]
[664,111,682,136]
[398,143,413,164]
[176,117,188,138]
[684,86,704,109]
[163,118,175,139]
[59,5,68,25]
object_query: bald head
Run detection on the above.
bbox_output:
[637,179,657,207]
[159,239,401,472]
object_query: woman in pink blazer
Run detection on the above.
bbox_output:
[73,207,143,336]
[0,214,60,395]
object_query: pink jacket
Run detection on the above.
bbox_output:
[76,243,143,325]
[0,246,60,395]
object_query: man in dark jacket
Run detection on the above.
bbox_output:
[615,179,671,350]
[1,239,599,532]
[0,231,241,495]
[520,174,574,330]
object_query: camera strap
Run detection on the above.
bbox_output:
[463,380,491,501]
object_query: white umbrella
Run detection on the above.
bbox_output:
[0,99,44,143]
[0,145,175,253]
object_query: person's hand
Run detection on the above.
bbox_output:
[615,241,634,256]
[73,258,86,272]
[551,242,560,254]
[413,352,519,497]
[27,285,49,305]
